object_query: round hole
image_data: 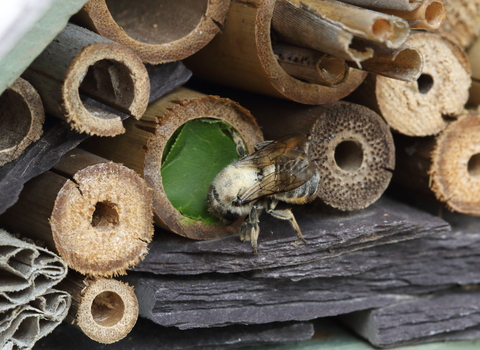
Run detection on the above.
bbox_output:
[417,74,434,94]
[91,291,125,327]
[468,153,480,178]
[335,140,363,172]
[0,89,31,151]
[425,1,444,27]
[105,0,208,45]
[79,59,135,114]
[372,19,392,40]
[319,56,348,85]
[91,201,120,229]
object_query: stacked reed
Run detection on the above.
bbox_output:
[2,0,480,349]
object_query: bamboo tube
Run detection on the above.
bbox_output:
[273,44,349,86]
[348,43,423,81]
[434,0,480,50]
[0,77,44,166]
[467,37,480,107]
[21,23,150,137]
[338,0,423,11]
[81,87,263,240]
[0,148,154,277]
[377,0,446,30]
[350,31,471,136]
[59,273,138,344]
[72,0,230,65]
[393,113,480,216]
[185,0,367,105]
[234,95,395,211]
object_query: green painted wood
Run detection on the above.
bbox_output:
[0,0,88,95]
[238,319,480,350]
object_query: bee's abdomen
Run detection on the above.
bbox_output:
[277,171,320,204]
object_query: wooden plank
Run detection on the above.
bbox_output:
[0,0,89,95]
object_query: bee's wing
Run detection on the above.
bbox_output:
[237,134,316,204]
[238,134,307,167]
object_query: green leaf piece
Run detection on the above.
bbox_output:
[161,118,243,225]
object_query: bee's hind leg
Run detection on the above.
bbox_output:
[239,205,261,253]
[266,199,307,245]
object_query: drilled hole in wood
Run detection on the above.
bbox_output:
[91,291,125,327]
[468,153,480,178]
[79,59,135,115]
[335,140,363,172]
[417,74,434,94]
[372,19,392,40]
[0,89,31,151]
[91,201,119,229]
[425,1,444,27]
[105,0,208,44]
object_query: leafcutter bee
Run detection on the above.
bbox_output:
[207,134,320,253]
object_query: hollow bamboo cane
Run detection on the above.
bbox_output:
[185,0,367,105]
[21,23,150,137]
[72,0,230,64]
[434,0,480,50]
[81,87,263,240]
[59,272,138,344]
[467,36,480,107]
[0,149,153,277]
[273,44,349,86]
[393,113,480,216]
[337,0,423,11]
[350,31,471,136]
[234,95,395,211]
[0,78,44,166]
[377,0,446,30]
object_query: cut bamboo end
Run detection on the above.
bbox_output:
[63,275,138,344]
[51,157,153,277]
[74,0,230,64]
[434,0,480,49]
[379,0,446,30]
[355,32,471,136]
[186,0,367,105]
[308,103,395,211]
[22,23,150,137]
[81,87,263,240]
[0,77,44,166]
[468,36,480,107]
[430,113,480,216]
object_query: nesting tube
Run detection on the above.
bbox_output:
[351,31,471,136]
[0,78,44,166]
[467,36,480,107]
[60,273,138,344]
[185,0,367,105]
[241,96,395,211]
[81,87,263,240]
[378,0,446,30]
[22,23,150,137]
[0,149,154,277]
[395,113,480,216]
[73,0,230,64]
